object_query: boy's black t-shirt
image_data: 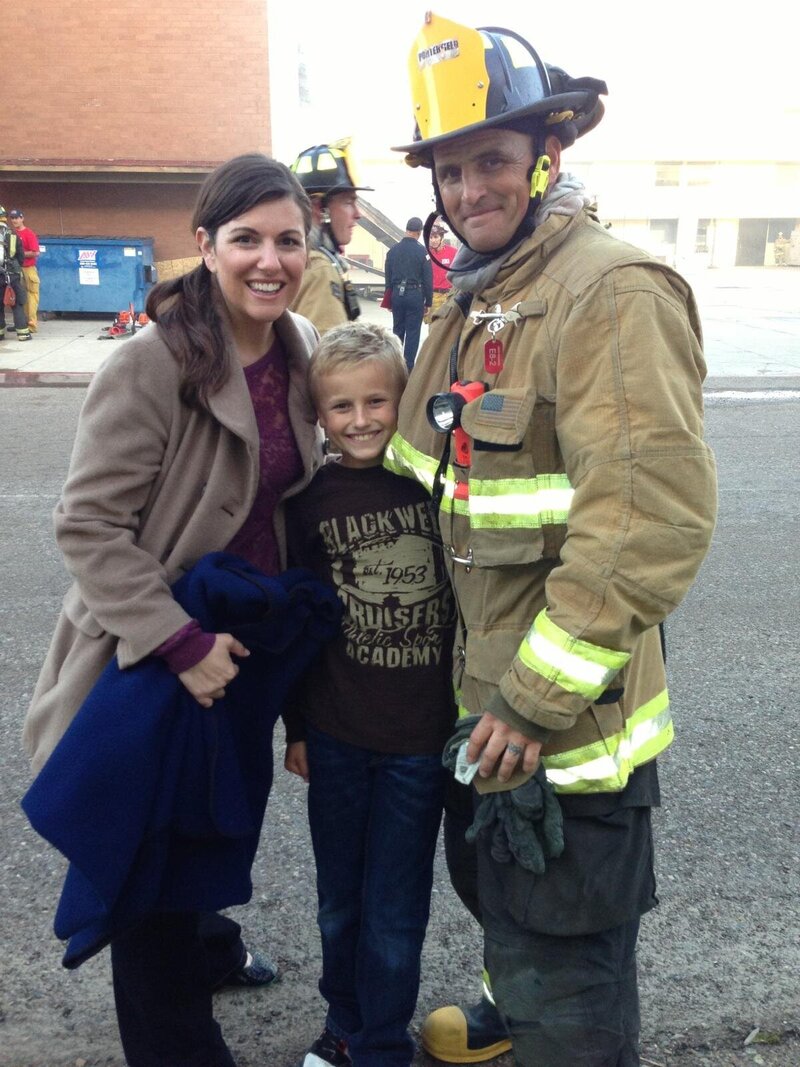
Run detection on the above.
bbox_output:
[285,462,457,755]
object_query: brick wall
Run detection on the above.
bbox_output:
[6,0,272,164]
[0,180,203,260]
[1,1,275,259]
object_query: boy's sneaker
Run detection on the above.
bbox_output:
[298,1028,351,1067]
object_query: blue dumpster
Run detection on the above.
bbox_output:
[37,236,157,314]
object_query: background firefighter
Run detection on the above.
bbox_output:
[290,140,370,334]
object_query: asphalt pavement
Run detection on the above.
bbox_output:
[1,267,798,1066]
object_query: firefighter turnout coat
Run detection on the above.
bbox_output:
[292,248,349,334]
[387,207,717,795]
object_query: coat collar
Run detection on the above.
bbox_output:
[206,351,258,449]
[476,209,589,306]
[204,311,318,452]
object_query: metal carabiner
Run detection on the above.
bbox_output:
[447,545,474,571]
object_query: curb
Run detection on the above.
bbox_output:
[1,371,799,390]
[0,369,95,387]
[704,375,800,392]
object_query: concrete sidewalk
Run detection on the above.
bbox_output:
[0,314,109,385]
[1,266,798,386]
[0,301,397,386]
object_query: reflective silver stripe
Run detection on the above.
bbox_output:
[519,611,630,702]
[468,488,574,514]
[544,691,673,793]
[526,631,619,691]
[468,485,574,519]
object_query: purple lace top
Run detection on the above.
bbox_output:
[157,337,304,673]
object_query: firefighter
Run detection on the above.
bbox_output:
[8,209,40,331]
[0,205,31,341]
[290,139,371,334]
[385,13,717,1065]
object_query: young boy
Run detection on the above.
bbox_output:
[284,321,456,1067]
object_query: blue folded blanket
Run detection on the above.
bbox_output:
[22,552,341,968]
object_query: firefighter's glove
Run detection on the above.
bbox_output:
[465,767,565,874]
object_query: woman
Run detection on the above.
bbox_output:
[24,154,322,1067]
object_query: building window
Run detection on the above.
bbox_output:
[648,219,678,262]
[775,162,800,188]
[696,219,711,253]
[655,162,680,186]
[687,162,715,185]
[650,218,678,244]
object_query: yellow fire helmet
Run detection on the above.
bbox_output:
[291,138,373,200]
[392,12,607,164]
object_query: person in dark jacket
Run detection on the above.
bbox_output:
[383,216,432,370]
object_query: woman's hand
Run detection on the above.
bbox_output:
[467,712,542,783]
[285,741,309,783]
[178,633,249,708]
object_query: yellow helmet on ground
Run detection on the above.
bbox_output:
[392,12,606,164]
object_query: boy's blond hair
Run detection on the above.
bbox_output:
[308,321,408,406]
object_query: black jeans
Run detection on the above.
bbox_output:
[111,911,244,1067]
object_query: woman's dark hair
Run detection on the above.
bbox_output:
[146,153,312,409]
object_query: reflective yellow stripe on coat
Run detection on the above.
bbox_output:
[457,689,673,794]
[385,435,574,527]
[543,688,673,793]
[520,611,630,703]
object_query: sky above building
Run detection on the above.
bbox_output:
[269,0,798,157]
[267,0,799,225]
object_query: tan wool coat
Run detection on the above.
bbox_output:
[25,312,322,773]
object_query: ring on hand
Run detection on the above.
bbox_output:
[506,741,524,757]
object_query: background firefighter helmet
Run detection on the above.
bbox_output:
[392,12,607,163]
[291,139,373,202]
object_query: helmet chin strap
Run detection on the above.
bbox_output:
[424,135,552,267]
[319,199,343,254]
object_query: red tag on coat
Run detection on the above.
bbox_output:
[484,338,504,374]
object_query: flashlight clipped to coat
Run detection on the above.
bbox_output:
[426,380,489,467]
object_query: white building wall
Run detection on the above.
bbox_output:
[572,158,800,269]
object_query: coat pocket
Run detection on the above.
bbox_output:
[459,390,568,566]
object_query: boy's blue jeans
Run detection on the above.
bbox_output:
[306,725,446,1067]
